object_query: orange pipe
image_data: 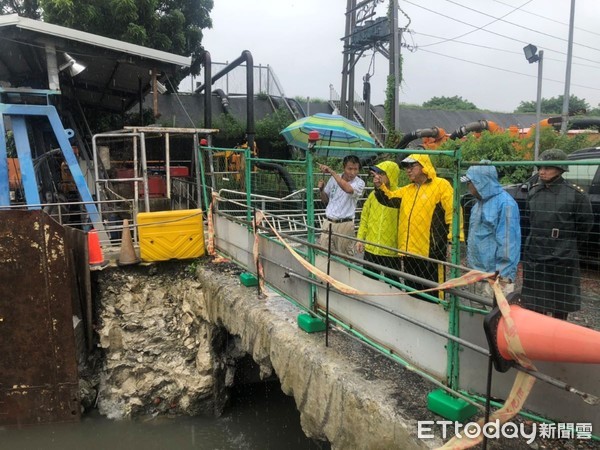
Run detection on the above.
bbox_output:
[497,306,600,364]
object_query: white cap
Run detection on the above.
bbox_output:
[401,156,418,166]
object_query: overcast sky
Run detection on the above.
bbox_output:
[194,0,600,113]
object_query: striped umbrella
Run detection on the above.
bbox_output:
[280,113,376,153]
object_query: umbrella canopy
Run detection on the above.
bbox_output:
[280,113,376,152]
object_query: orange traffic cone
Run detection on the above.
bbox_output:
[494,305,600,365]
[498,305,600,364]
[117,219,140,266]
[87,228,106,267]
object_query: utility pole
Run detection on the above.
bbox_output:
[534,51,544,161]
[389,0,400,131]
[560,0,576,134]
[348,7,357,119]
[340,0,354,119]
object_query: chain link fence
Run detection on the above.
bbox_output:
[201,145,600,331]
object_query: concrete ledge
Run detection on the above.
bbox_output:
[196,266,442,449]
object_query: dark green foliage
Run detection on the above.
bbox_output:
[384,75,402,148]
[81,107,155,133]
[422,96,477,111]
[294,96,328,105]
[434,131,530,184]
[0,0,40,18]
[589,105,600,116]
[522,126,595,155]
[255,107,295,157]
[514,95,590,115]
[433,128,596,185]
[210,107,294,157]
[211,114,245,148]
[39,0,213,79]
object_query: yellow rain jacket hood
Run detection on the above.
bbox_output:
[357,161,401,256]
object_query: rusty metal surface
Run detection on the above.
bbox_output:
[64,226,93,354]
[0,210,80,426]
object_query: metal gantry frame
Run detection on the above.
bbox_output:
[0,89,102,231]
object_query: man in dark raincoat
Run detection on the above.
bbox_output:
[521,148,593,320]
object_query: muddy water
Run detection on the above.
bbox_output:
[1,381,327,450]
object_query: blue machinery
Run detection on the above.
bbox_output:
[0,88,102,230]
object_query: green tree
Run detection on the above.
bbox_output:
[520,125,595,155]
[434,131,530,184]
[422,96,477,110]
[384,74,402,148]
[514,95,589,115]
[211,113,245,149]
[39,0,213,77]
[0,0,40,18]
[255,107,294,155]
[588,103,600,116]
[433,127,595,185]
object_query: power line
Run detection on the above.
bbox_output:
[417,0,533,48]
[402,0,600,66]
[412,30,600,71]
[417,47,600,93]
[493,0,600,38]
[442,0,600,53]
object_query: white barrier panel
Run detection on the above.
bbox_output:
[315,254,448,379]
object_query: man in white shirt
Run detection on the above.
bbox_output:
[317,155,365,256]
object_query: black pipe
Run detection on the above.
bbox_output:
[244,50,255,151]
[196,52,249,89]
[394,127,441,152]
[567,117,600,130]
[195,51,256,150]
[213,88,231,115]
[359,154,377,168]
[138,76,143,126]
[254,161,296,193]
[449,120,488,140]
[203,51,211,128]
[363,126,442,167]
[395,131,418,149]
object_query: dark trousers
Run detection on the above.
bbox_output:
[363,251,402,283]
[403,256,443,301]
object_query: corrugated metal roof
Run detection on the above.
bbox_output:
[396,108,546,133]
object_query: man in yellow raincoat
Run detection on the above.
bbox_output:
[373,154,459,295]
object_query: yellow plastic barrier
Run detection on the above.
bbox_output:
[137,209,204,262]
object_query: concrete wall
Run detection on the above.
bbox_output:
[93,262,440,449]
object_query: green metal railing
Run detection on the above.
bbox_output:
[199,142,600,437]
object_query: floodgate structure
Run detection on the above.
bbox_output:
[0,13,599,449]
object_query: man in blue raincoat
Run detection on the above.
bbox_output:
[462,163,521,297]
